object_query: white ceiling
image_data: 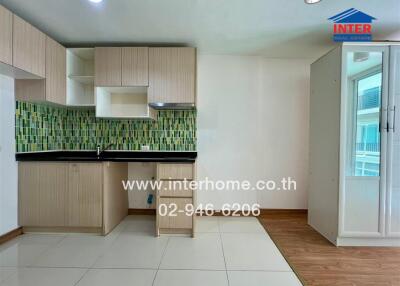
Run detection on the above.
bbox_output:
[1,0,399,59]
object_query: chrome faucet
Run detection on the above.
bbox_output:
[96,143,115,158]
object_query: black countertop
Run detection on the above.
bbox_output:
[16,151,197,163]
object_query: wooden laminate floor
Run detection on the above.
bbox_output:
[258,212,400,286]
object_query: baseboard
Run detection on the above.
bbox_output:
[23,226,102,234]
[259,209,308,215]
[128,208,156,215]
[0,227,23,245]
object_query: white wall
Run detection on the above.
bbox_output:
[196,55,310,209]
[0,74,18,235]
[128,163,156,209]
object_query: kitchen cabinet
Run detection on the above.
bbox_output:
[156,163,196,236]
[148,47,196,104]
[67,163,103,228]
[15,36,66,105]
[45,37,67,105]
[0,5,12,66]
[18,161,128,234]
[19,162,68,227]
[158,197,193,230]
[122,47,149,86]
[95,47,149,87]
[95,47,122,87]
[13,14,46,78]
[94,47,154,119]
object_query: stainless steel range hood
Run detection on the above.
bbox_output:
[148,103,196,110]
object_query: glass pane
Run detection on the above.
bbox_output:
[346,51,383,176]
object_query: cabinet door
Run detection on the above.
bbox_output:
[0,5,12,65]
[67,163,103,227]
[13,15,45,77]
[46,36,66,105]
[148,47,196,104]
[95,47,121,86]
[157,163,194,180]
[387,46,400,237]
[122,47,148,86]
[158,197,193,229]
[19,162,67,227]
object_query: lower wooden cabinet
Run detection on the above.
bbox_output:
[158,197,193,230]
[156,163,196,236]
[66,163,103,227]
[18,161,128,234]
[19,162,68,227]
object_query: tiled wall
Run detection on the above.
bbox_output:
[16,101,196,152]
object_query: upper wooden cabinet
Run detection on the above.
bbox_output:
[122,47,148,86]
[0,5,13,66]
[148,47,196,104]
[15,36,66,105]
[13,14,46,78]
[45,36,66,105]
[95,47,121,86]
[95,47,148,87]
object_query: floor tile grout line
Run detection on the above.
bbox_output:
[217,217,230,286]
[24,233,68,268]
[72,268,90,286]
[152,236,170,286]
[88,225,127,269]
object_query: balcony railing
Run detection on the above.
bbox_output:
[356,142,380,152]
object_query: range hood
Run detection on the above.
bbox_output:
[148,103,196,110]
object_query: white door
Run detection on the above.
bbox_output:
[340,46,389,237]
[386,46,400,237]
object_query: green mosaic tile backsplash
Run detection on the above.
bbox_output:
[16,101,197,152]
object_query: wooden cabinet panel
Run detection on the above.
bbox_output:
[158,181,193,197]
[13,15,45,77]
[95,47,121,86]
[158,198,193,229]
[46,36,66,105]
[103,162,128,235]
[0,5,12,65]
[148,47,196,104]
[18,163,41,226]
[122,47,148,86]
[157,163,194,180]
[19,162,67,227]
[67,163,103,227]
[15,37,66,104]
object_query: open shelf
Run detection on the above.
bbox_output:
[95,86,157,120]
[67,48,95,106]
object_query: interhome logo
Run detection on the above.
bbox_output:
[328,8,376,42]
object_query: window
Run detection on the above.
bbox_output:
[353,71,382,176]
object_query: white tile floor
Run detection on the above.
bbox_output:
[0,216,302,286]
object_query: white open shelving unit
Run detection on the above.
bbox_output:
[67,48,95,107]
[95,86,157,120]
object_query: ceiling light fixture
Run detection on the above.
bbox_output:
[88,0,103,3]
[304,0,322,4]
